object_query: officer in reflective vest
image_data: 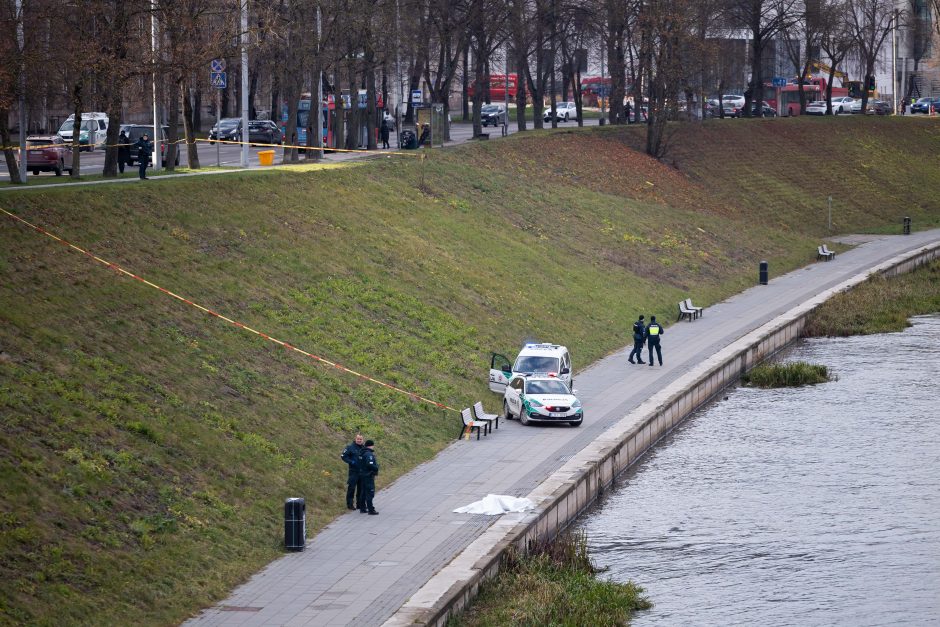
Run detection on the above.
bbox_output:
[645,315,664,366]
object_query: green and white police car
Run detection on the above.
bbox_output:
[502,374,583,427]
[489,343,573,393]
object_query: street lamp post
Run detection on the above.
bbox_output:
[15,0,27,182]
[240,0,249,168]
[891,9,898,116]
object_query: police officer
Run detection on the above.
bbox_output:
[645,315,664,367]
[134,133,153,180]
[628,315,646,364]
[358,440,379,515]
[341,433,365,510]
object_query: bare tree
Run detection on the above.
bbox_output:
[846,0,895,113]
[724,0,800,117]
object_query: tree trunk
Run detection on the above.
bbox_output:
[366,59,378,150]
[462,44,470,121]
[70,82,83,178]
[165,83,180,171]
[0,108,23,184]
[182,81,200,169]
[472,41,485,137]
[103,88,123,177]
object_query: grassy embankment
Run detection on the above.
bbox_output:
[1,116,939,625]
[449,532,650,627]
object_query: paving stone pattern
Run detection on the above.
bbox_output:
[185,230,940,627]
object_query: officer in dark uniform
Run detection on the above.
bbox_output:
[645,315,664,366]
[134,133,153,180]
[628,315,646,364]
[358,440,379,515]
[341,433,365,510]
[118,130,131,174]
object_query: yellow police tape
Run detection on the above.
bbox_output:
[2,136,423,157]
[0,206,457,414]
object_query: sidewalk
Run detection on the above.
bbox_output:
[185,229,940,627]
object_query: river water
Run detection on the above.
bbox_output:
[577,315,940,626]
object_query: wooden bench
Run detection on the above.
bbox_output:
[684,298,704,318]
[457,407,486,441]
[817,245,835,261]
[473,401,499,431]
[678,300,698,321]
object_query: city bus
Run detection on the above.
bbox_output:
[281,95,333,147]
[467,74,524,101]
[763,77,849,116]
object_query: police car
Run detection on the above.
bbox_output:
[503,374,583,427]
[489,343,573,393]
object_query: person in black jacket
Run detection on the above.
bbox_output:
[628,315,646,364]
[357,440,379,515]
[645,315,664,366]
[117,130,130,174]
[134,133,153,180]
[341,434,365,510]
[380,113,391,149]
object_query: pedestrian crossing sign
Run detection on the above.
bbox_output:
[210,71,227,89]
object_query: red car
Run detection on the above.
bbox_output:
[26,135,73,176]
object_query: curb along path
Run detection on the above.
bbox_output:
[185,229,940,627]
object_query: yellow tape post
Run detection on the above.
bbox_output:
[0,207,459,413]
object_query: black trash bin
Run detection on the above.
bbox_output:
[903,216,911,235]
[284,497,306,551]
[759,260,769,286]
[399,130,417,150]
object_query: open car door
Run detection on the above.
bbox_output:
[488,353,512,393]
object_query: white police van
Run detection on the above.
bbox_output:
[488,343,573,394]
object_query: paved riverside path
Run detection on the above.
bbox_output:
[185,229,940,627]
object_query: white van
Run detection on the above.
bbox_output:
[58,112,109,151]
[489,343,573,394]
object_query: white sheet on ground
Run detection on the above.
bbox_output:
[453,494,535,515]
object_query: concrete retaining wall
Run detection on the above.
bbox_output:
[386,240,940,627]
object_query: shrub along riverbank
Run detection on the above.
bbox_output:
[1,117,938,625]
[449,533,650,627]
[804,259,940,337]
[743,361,832,387]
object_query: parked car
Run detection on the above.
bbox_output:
[829,96,855,114]
[208,118,243,142]
[721,102,743,118]
[24,135,73,175]
[120,124,180,167]
[747,101,778,117]
[805,100,829,115]
[543,101,577,122]
[866,99,893,115]
[910,97,935,114]
[57,117,105,151]
[502,375,583,427]
[247,120,282,144]
[481,103,506,127]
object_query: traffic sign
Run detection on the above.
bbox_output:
[772,77,787,87]
[210,72,227,89]
[211,58,226,73]
[411,89,423,105]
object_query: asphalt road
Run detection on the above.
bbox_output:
[0,118,600,180]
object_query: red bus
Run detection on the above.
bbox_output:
[763,77,848,116]
[467,74,524,101]
[580,76,611,107]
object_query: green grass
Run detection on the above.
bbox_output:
[449,532,651,627]
[8,166,237,186]
[1,117,938,625]
[804,259,940,336]
[743,361,832,387]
